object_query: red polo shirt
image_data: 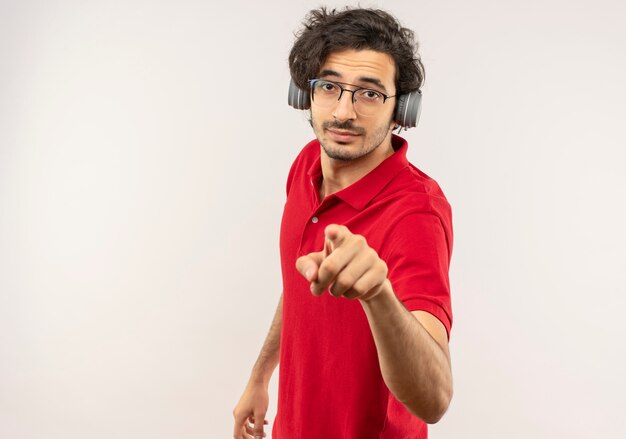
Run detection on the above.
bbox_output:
[274,135,453,438]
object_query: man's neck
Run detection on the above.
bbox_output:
[319,141,395,199]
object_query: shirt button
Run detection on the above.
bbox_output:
[311,216,319,223]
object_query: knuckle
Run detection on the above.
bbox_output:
[334,275,353,292]
[354,234,366,247]
[321,259,337,275]
[349,278,364,293]
[351,285,364,296]
[356,280,371,296]
[365,248,377,262]
[378,259,388,276]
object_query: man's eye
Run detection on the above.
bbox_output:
[361,90,382,100]
[319,82,337,92]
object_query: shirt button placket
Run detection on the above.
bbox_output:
[298,214,320,256]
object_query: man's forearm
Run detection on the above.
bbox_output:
[360,281,452,424]
[249,294,282,385]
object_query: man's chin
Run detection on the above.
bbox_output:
[321,142,361,162]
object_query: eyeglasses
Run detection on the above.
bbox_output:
[308,79,396,116]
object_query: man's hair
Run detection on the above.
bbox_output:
[289,7,425,96]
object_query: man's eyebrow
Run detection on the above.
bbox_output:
[317,70,388,93]
[318,69,342,79]
[358,77,388,93]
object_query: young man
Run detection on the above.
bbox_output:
[233,7,453,438]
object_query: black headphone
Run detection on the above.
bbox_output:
[287,78,422,128]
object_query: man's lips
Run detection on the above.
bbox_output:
[326,128,361,142]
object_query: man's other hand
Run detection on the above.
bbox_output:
[232,382,269,439]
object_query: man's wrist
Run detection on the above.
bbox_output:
[360,278,395,306]
[249,365,276,387]
[248,374,271,388]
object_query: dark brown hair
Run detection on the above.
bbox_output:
[289,7,425,96]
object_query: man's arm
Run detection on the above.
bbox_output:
[296,225,452,423]
[361,283,452,423]
[249,294,282,384]
[232,294,282,439]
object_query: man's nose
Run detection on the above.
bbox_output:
[332,90,357,121]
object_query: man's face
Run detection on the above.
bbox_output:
[310,49,397,162]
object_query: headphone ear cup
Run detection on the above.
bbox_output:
[288,78,311,110]
[394,90,422,128]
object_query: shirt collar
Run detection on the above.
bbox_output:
[306,134,410,211]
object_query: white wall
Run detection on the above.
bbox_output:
[1,0,625,437]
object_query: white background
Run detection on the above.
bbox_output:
[1,0,625,438]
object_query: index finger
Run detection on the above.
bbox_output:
[325,224,349,247]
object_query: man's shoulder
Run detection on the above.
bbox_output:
[387,161,448,203]
[375,160,451,226]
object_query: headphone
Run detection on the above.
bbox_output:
[287,78,422,128]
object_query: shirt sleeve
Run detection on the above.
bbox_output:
[382,212,453,337]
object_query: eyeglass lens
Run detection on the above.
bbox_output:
[311,80,387,116]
